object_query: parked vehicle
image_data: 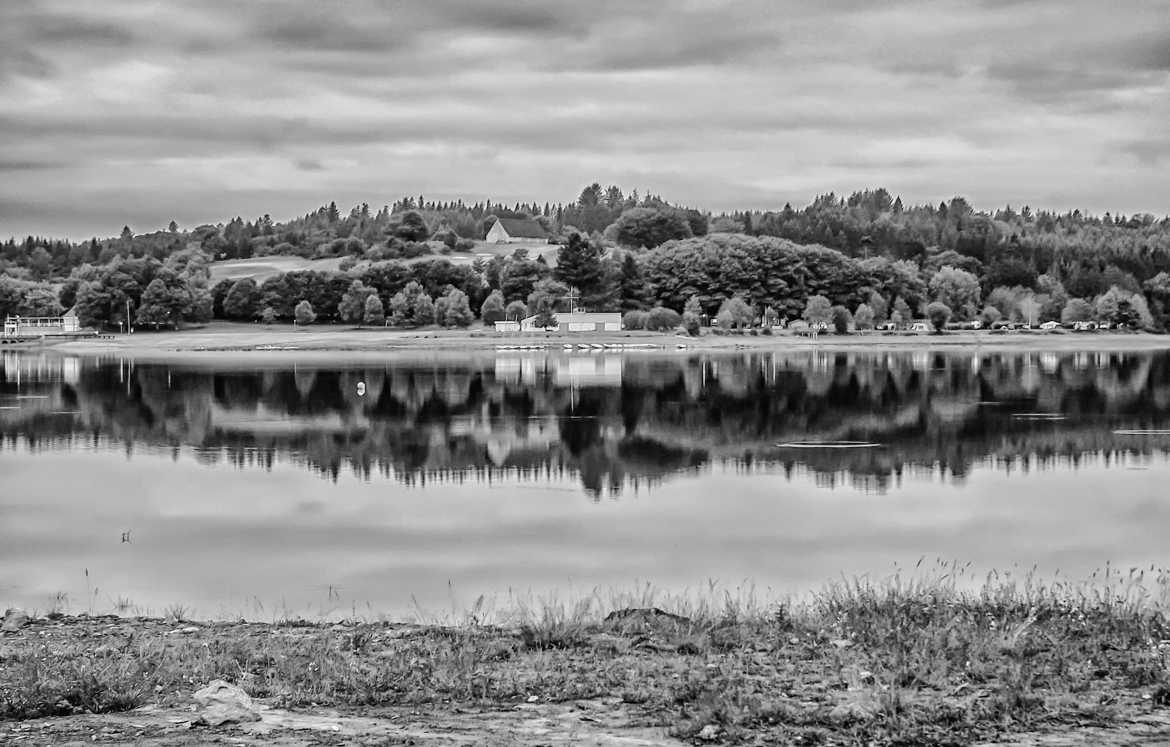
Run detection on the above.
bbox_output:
[1039,321,1061,330]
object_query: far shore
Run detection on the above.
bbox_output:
[17,322,1170,360]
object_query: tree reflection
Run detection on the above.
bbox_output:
[3,350,1170,496]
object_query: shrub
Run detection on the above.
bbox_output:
[646,307,682,332]
[622,310,649,330]
[927,301,952,332]
[363,294,385,326]
[682,311,701,336]
[830,305,853,335]
[480,291,506,325]
[294,300,316,325]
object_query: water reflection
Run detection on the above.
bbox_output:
[3,349,1170,497]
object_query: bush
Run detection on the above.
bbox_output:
[623,310,649,330]
[830,305,853,335]
[480,290,506,325]
[926,301,952,332]
[294,300,316,325]
[646,307,682,332]
[682,311,701,336]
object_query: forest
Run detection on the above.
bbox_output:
[3,185,1169,332]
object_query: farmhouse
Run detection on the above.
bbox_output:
[3,307,81,337]
[485,217,549,244]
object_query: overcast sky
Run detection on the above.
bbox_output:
[2,0,1168,240]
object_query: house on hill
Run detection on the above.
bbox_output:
[485,217,549,244]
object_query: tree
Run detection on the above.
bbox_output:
[260,306,277,324]
[338,280,376,324]
[867,291,888,326]
[853,303,875,330]
[168,220,179,233]
[1060,298,1094,324]
[392,211,430,241]
[480,290,506,324]
[437,287,474,327]
[1016,295,1041,327]
[363,294,385,326]
[388,281,434,327]
[135,277,186,329]
[929,266,981,317]
[892,297,912,327]
[554,233,606,307]
[505,300,528,321]
[527,279,568,329]
[715,296,754,329]
[830,305,853,334]
[980,305,1003,326]
[223,278,261,320]
[619,253,650,311]
[802,295,832,327]
[294,300,316,325]
[926,301,952,332]
[612,207,693,248]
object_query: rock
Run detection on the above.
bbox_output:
[2,609,30,632]
[193,680,261,726]
[696,724,721,741]
[830,638,853,649]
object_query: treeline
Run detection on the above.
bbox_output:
[4,185,1170,331]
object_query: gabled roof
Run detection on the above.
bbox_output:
[495,217,548,239]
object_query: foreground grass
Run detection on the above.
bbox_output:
[2,565,1169,744]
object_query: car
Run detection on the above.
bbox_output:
[1073,321,1098,332]
[1039,321,1060,330]
[910,322,931,332]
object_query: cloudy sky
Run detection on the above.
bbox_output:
[2,0,1168,240]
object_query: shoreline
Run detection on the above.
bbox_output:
[15,323,1170,360]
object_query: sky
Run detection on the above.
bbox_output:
[1,0,1168,240]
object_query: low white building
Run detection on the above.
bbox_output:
[520,311,622,332]
[3,308,81,337]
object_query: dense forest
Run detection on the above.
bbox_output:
[3,185,1169,332]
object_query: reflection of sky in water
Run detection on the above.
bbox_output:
[2,442,1166,620]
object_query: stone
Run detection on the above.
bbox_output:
[193,680,261,726]
[696,724,721,741]
[2,609,30,632]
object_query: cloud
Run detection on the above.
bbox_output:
[0,0,1167,239]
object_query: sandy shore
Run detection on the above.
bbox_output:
[22,323,1170,360]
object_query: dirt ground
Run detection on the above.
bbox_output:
[5,701,1170,746]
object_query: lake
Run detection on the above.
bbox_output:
[2,348,1168,621]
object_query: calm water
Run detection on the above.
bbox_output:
[2,348,1169,620]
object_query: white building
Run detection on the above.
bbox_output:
[3,308,81,337]
[520,311,622,332]
[485,217,549,244]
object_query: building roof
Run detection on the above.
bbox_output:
[495,217,548,239]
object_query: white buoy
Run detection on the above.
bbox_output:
[357,381,366,397]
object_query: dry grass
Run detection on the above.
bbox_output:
[3,564,1169,744]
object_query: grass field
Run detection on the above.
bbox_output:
[2,566,1169,744]
[208,241,558,285]
[208,256,345,285]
